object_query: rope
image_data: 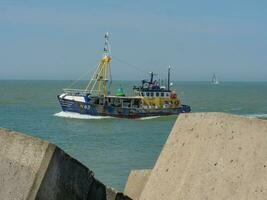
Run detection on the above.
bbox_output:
[108,62,112,93]
[66,65,97,89]
[67,55,157,90]
[112,55,148,75]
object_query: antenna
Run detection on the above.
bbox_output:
[104,32,111,56]
[167,65,171,91]
[150,72,154,83]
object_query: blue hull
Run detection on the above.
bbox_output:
[57,96,191,119]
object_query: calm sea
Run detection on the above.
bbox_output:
[0,80,267,190]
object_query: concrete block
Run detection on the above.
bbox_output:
[0,128,131,200]
[140,113,267,200]
[124,170,151,200]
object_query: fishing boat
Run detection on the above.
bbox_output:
[57,33,191,118]
[211,73,219,85]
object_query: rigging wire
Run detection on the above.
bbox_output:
[66,55,158,90]
[112,55,165,82]
[108,62,112,93]
[66,65,97,89]
[112,55,149,75]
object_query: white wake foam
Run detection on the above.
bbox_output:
[138,116,161,120]
[54,111,162,120]
[54,111,112,119]
[244,114,267,119]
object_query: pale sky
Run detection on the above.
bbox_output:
[0,0,267,81]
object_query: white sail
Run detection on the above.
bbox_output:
[211,73,219,85]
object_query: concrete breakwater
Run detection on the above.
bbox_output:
[1,112,267,199]
[0,128,131,200]
[125,113,267,200]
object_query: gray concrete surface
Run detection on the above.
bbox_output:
[0,128,131,200]
[139,113,267,200]
[124,170,151,200]
[3,112,267,200]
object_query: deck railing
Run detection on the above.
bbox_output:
[63,88,99,96]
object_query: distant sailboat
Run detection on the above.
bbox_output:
[211,73,219,85]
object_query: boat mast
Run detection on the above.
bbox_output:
[150,72,154,83]
[85,33,112,96]
[167,65,171,91]
[211,73,216,84]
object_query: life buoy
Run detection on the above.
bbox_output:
[170,92,177,99]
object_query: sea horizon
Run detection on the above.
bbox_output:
[1,79,267,83]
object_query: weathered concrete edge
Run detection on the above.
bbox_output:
[0,128,56,200]
[124,169,151,200]
[27,143,56,200]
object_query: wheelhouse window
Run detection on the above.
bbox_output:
[151,92,154,97]
[156,92,159,97]
[161,92,164,97]
[146,92,150,97]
